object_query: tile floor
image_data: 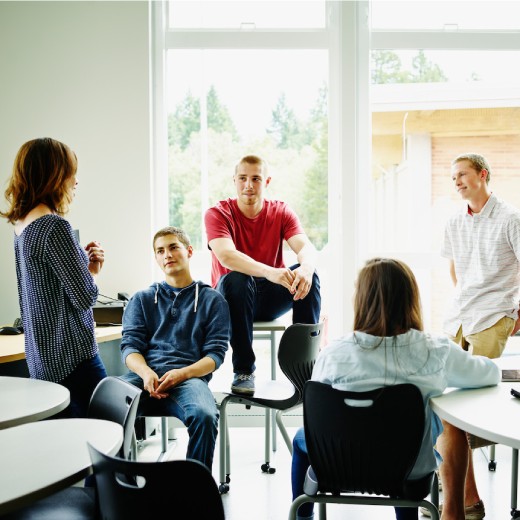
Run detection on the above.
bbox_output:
[137,336,520,519]
[138,423,518,520]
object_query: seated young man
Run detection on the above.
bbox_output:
[120,226,230,470]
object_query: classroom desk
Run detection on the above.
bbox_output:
[431,364,520,517]
[0,418,123,515]
[0,376,70,429]
[0,325,123,364]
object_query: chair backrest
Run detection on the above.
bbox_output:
[277,322,323,400]
[88,376,142,460]
[303,381,430,499]
[87,444,225,519]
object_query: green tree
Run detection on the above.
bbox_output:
[371,50,412,84]
[268,93,309,149]
[169,91,199,149]
[410,50,447,83]
[206,85,238,140]
[168,85,238,150]
[300,83,328,250]
[371,50,447,84]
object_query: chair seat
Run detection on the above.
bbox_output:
[223,379,298,409]
[4,487,95,520]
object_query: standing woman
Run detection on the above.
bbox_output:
[1,137,107,417]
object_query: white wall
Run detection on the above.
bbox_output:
[0,1,153,324]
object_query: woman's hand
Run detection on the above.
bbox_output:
[85,241,104,276]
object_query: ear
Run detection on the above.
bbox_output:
[265,176,272,188]
[187,245,194,258]
[481,169,489,181]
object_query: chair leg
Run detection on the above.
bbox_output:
[130,430,138,461]
[288,495,314,520]
[219,398,230,494]
[270,330,278,451]
[511,448,519,517]
[261,408,275,473]
[276,409,293,454]
[431,470,439,508]
[319,501,327,519]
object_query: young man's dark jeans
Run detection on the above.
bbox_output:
[216,264,321,374]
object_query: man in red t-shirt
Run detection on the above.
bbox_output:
[204,155,321,395]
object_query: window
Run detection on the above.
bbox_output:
[161,1,331,295]
[370,46,520,330]
[154,0,519,338]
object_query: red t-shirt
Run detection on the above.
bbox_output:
[204,198,304,287]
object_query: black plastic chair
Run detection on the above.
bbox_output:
[88,376,142,461]
[87,443,225,519]
[4,377,142,519]
[218,322,323,494]
[288,381,439,520]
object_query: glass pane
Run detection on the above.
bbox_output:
[168,0,326,29]
[166,49,328,281]
[370,49,520,331]
[371,1,520,30]
[371,49,520,84]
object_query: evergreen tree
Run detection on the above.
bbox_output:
[168,85,238,150]
[268,93,305,149]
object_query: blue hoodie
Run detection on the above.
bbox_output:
[120,280,230,382]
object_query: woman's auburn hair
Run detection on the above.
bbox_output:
[353,257,424,336]
[1,137,77,223]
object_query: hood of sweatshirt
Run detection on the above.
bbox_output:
[153,280,211,312]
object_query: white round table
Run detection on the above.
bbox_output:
[0,418,123,515]
[0,376,70,429]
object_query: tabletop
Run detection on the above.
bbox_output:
[431,353,520,451]
[0,418,123,515]
[0,325,123,364]
[0,376,70,429]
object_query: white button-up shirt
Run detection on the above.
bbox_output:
[442,193,520,337]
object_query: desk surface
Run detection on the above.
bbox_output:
[0,377,70,429]
[431,383,520,450]
[0,418,123,515]
[431,356,520,449]
[0,325,123,364]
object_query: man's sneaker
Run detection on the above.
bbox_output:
[420,499,485,519]
[231,373,255,395]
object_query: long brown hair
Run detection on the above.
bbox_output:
[1,137,78,223]
[353,258,423,336]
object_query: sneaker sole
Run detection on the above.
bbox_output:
[230,387,255,396]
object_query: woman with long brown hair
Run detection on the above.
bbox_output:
[1,137,107,417]
[291,258,499,520]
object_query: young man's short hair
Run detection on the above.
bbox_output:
[234,155,269,176]
[153,226,191,250]
[452,153,491,183]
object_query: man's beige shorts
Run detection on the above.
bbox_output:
[451,316,515,359]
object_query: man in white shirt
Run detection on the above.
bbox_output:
[437,153,520,520]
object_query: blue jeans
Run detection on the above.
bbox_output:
[56,353,107,419]
[291,428,419,520]
[121,373,218,470]
[216,265,321,373]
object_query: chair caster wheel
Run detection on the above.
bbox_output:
[488,461,496,471]
[226,474,231,484]
[261,463,276,474]
[219,483,229,494]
